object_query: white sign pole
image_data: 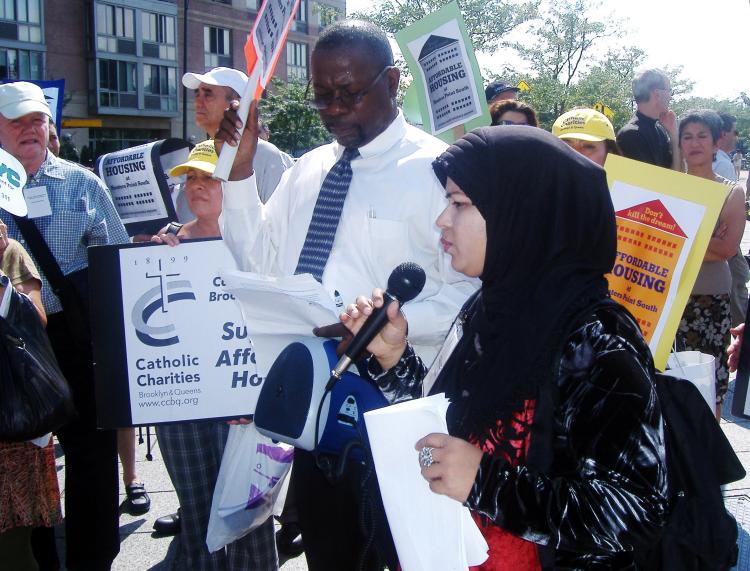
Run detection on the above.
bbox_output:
[213,66,262,182]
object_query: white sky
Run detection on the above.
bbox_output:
[346,0,749,100]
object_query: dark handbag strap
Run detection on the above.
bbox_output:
[11,215,91,350]
[12,215,73,302]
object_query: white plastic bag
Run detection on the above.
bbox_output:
[665,351,716,412]
[206,422,294,553]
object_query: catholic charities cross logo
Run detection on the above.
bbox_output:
[131,260,196,347]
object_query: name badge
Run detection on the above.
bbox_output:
[422,319,463,396]
[24,186,52,218]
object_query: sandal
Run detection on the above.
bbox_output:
[125,483,151,515]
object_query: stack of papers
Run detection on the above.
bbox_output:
[220,270,340,379]
[364,394,488,570]
[221,270,339,336]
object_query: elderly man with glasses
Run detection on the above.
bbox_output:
[217,18,476,571]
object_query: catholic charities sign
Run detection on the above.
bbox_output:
[90,239,261,428]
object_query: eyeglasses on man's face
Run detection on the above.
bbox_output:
[306,66,395,111]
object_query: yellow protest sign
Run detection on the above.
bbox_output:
[593,101,614,120]
[604,155,727,370]
[517,80,530,92]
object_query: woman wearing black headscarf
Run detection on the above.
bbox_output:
[341,127,667,569]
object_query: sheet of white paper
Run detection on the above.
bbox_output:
[220,270,340,377]
[364,394,488,571]
[221,270,338,333]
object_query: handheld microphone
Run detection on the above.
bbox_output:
[330,262,426,381]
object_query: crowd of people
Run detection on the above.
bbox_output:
[0,15,747,571]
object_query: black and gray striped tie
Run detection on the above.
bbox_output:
[294,147,360,282]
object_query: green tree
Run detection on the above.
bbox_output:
[260,78,331,157]
[355,0,538,53]
[570,47,646,130]
[509,0,621,122]
[672,95,750,153]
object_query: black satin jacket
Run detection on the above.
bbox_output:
[367,303,668,569]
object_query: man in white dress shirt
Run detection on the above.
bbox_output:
[218,19,475,571]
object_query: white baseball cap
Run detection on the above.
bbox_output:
[182,67,248,97]
[0,81,52,120]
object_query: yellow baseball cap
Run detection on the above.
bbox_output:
[169,140,218,176]
[552,108,616,142]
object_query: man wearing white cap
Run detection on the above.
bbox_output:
[0,81,129,570]
[176,67,292,218]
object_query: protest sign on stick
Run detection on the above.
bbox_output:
[213,0,300,181]
[89,240,263,428]
[604,155,726,370]
[96,139,187,236]
[395,1,489,143]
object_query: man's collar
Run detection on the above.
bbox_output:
[635,109,658,124]
[716,149,731,160]
[334,110,406,160]
[34,151,65,181]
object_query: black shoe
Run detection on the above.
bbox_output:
[276,523,304,558]
[153,511,181,536]
[125,483,151,515]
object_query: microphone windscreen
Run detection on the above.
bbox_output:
[387,262,426,303]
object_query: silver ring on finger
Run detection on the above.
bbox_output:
[419,446,434,468]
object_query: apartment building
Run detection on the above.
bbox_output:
[0,0,344,163]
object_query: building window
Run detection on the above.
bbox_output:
[89,127,166,163]
[99,59,137,108]
[0,46,41,79]
[144,64,177,111]
[0,0,42,43]
[96,3,135,54]
[142,12,176,60]
[291,0,307,33]
[286,41,307,81]
[245,0,259,9]
[204,26,231,70]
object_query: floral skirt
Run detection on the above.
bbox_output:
[0,436,62,533]
[675,293,731,404]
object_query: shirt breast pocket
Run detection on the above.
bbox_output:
[368,218,409,273]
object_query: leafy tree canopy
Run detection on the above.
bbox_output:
[260,78,332,157]
[354,0,538,53]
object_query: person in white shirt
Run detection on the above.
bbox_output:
[217,19,476,571]
[712,112,749,326]
[713,112,739,182]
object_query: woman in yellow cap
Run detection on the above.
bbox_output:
[152,139,222,244]
[150,140,277,568]
[552,108,621,167]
